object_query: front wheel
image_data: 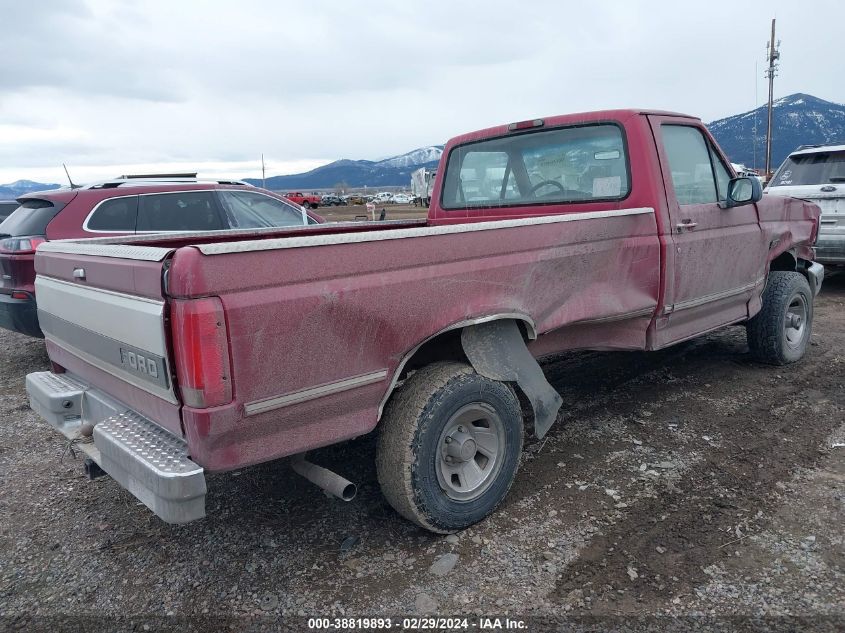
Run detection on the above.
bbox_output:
[376,362,523,533]
[747,271,813,365]
[301,201,311,209]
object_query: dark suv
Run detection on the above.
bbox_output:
[0,177,322,338]
[0,201,18,222]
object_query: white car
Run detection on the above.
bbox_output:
[765,144,845,265]
[390,193,412,204]
[730,163,764,188]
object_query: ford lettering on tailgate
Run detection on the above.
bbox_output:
[120,346,169,389]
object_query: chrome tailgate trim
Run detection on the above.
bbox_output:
[35,276,177,404]
[36,276,166,353]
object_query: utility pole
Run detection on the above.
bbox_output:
[261,153,266,189]
[764,18,780,178]
[753,61,758,171]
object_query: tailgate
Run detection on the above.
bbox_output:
[33,241,183,435]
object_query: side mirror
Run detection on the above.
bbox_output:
[722,176,762,208]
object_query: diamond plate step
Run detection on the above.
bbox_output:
[94,411,206,524]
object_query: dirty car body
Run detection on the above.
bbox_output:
[765,144,845,265]
[26,110,822,530]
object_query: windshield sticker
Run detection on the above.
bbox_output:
[592,176,622,197]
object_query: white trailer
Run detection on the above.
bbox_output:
[411,167,437,206]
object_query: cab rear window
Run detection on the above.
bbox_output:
[441,123,630,210]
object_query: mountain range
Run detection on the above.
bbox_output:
[3,93,843,196]
[242,146,444,190]
[0,179,61,199]
[707,93,845,170]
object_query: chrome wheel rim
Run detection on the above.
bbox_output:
[784,293,808,348]
[435,403,506,501]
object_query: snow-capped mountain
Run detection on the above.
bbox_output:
[245,146,444,190]
[0,179,62,199]
[707,93,845,170]
[375,146,444,169]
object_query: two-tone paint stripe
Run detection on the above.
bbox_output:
[244,370,388,417]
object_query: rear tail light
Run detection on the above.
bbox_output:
[11,291,30,300]
[170,297,232,408]
[0,236,46,254]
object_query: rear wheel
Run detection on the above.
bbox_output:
[747,271,813,365]
[301,201,311,209]
[377,362,523,533]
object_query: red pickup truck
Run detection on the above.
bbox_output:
[282,191,321,209]
[26,109,822,533]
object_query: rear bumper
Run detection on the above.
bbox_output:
[805,261,825,297]
[0,293,42,337]
[26,370,206,524]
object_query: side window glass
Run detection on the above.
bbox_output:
[662,125,718,205]
[710,143,731,201]
[87,197,138,231]
[138,192,224,232]
[218,191,306,228]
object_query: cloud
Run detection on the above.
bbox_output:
[1,0,842,184]
[1,0,183,102]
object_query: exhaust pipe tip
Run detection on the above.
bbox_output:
[291,455,357,502]
[339,482,357,502]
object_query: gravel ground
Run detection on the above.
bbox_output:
[1,274,843,631]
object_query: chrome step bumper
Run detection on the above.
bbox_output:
[26,371,206,524]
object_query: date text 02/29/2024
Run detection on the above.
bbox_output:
[307,617,527,630]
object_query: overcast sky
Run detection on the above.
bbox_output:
[1,0,842,184]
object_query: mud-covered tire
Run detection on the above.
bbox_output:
[376,362,523,533]
[747,271,813,365]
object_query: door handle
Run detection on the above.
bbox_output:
[676,220,698,232]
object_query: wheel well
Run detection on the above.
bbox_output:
[399,329,468,379]
[769,251,797,272]
[377,317,536,420]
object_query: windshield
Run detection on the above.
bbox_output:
[770,150,845,187]
[218,190,307,228]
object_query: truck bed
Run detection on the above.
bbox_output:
[35,208,661,473]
